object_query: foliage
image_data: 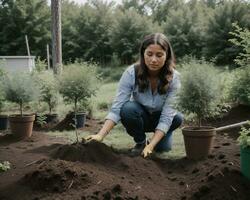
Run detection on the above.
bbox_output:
[35,57,48,72]
[97,101,109,110]
[204,1,250,66]
[61,0,81,62]
[152,0,184,24]
[35,71,59,114]
[0,161,11,172]
[118,0,158,16]
[216,67,235,105]
[0,0,50,59]
[0,0,250,66]
[75,2,114,64]
[3,72,39,115]
[178,60,221,126]
[110,9,161,64]
[229,23,250,67]
[163,1,210,58]
[59,62,100,111]
[36,113,47,126]
[97,65,125,83]
[229,66,250,105]
[237,122,250,149]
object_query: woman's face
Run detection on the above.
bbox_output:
[144,44,167,73]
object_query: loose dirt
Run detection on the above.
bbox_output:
[0,105,250,200]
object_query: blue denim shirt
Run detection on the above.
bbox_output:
[105,65,181,134]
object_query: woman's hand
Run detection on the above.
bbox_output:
[83,119,115,143]
[142,144,153,158]
[85,134,104,143]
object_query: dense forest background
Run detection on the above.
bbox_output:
[0,0,249,67]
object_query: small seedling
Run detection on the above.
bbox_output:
[0,161,11,172]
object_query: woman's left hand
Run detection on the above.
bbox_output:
[142,144,153,158]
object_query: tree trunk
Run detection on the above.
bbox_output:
[51,0,62,75]
[20,100,23,117]
[74,98,79,143]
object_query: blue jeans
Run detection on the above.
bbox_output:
[120,101,183,152]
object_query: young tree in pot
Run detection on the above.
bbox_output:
[36,71,59,123]
[178,60,221,160]
[59,62,99,142]
[3,72,39,138]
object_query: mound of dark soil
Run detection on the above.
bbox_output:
[12,135,249,200]
[51,141,137,173]
[23,159,90,193]
[190,167,250,200]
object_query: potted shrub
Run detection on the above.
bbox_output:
[237,122,250,180]
[59,62,99,142]
[3,72,39,138]
[36,71,59,123]
[178,60,221,160]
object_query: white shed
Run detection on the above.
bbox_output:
[0,56,36,72]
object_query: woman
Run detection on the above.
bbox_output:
[86,33,183,158]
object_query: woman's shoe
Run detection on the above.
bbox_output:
[130,139,149,157]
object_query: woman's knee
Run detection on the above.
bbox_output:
[173,113,184,127]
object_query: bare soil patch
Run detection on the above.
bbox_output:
[0,105,250,200]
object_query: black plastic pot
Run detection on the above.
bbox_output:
[71,112,86,128]
[0,115,8,130]
[45,113,59,123]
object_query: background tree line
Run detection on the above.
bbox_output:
[0,0,249,67]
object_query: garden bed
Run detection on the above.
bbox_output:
[0,105,250,200]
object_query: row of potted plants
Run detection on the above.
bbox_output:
[0,62,99,139]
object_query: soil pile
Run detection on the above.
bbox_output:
[2,135,248,200]
[23,159,90,193]
[51,141,121,168]
[0,104,250,200]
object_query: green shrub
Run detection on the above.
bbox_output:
[178,60,221,126]
[229,23,250,68]
[229,66,250,106]
[35,71,59,114]
[3,72,39,116]
[97,65,125,83]
[97,101,109,110]
[237,122,250,149]
[35,57,48,72]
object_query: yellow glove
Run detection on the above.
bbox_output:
[84,134,104,143]
[141,144,153,158]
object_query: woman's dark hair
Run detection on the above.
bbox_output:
[135,33,175,94]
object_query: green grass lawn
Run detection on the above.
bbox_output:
[46,81,186,159]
